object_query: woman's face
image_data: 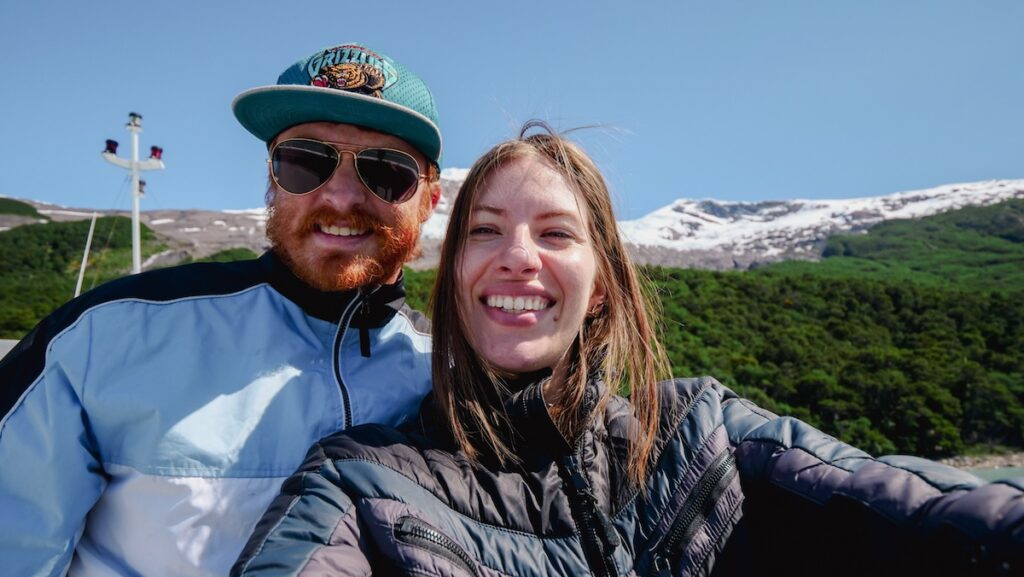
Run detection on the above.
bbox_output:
[458,157,605,376]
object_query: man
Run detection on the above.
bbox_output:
[0,43,441,577]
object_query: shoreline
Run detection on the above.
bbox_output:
[938,452,1024,470]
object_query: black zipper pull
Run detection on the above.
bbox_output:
[358,298,371,358]
[564,454,590,492]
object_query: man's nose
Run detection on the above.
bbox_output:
[318,153,367,210]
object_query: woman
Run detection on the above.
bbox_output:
[233,124,1023,577]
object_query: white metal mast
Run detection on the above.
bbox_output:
[101,112,165,274]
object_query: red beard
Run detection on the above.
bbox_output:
[266,199,425,292]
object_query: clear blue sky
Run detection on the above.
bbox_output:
[1,1,1021,219]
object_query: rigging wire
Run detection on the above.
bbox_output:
[86,175,131,291]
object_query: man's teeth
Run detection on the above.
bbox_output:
[486,295,550,312]
[319,224,369,236]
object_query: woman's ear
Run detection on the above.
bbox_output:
[588,281,607,316]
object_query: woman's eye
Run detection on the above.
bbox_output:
[543,230,575,240]
[469,225,498,235]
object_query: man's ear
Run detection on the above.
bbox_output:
[420,181,442,223]
[430,182,441,210]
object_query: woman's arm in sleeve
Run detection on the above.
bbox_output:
[232,443,374,577]
[721,384,1024,574]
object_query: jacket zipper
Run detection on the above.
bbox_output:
[358,297,371,357]
[650,451,738,577]
[394,516,480,577]
[561,448,620,577]
[332,287,374,430]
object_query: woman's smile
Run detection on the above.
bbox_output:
[480,287,555,327]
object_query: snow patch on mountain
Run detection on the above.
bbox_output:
[614,179,1024,268]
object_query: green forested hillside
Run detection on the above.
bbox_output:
[0,198,45,219]
[760,198,1024,291]
[0,216,158,336]
[651,269,1022,457]
[3,200,1022,459]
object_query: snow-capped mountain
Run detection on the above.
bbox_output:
[421,177,1024,270]
[10,178,1023,271]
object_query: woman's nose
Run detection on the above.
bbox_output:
[498,231,541,274]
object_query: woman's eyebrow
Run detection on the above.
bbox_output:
[472,204,504,216]
[473,205,579,222]
[535,210,581,222]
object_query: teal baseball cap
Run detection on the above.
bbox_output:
[233,43,442,164]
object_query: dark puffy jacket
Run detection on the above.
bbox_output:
[232,377,1024,577]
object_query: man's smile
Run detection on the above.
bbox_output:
[317,224,371,237]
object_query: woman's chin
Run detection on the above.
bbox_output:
[485,354,552,378]
[482,347,566,379]
[490,361,548,377]
[470,329,574,377]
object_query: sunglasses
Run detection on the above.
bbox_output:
[270,138,427,203]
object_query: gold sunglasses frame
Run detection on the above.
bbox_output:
[268,137,427,203]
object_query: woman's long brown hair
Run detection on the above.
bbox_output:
[431,121,670,486]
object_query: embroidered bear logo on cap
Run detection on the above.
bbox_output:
[313,63,386,97]
[307,45,398,99]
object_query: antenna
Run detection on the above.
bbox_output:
[101,112,166,274]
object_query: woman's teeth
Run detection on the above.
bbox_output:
[486,295,550,312]
[319,224,369,236]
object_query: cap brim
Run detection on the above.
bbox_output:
[232,85,442,164]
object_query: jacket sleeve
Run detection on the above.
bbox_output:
[0,320,107,577]
[719,386,1024,577]
[231,443,374,577]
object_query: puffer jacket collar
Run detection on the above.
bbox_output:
[412,373,609,465]
[503,376,607,459]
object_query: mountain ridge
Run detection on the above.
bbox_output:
[4,177,1022,271]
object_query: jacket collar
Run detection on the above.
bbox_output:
[259,251,406,325]
[411,374,605,461]
[503,375,604,458]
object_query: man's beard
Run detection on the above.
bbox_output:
[266,196,427,292]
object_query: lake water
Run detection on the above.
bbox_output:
[0,339,16,359]
[968,466,1024,482]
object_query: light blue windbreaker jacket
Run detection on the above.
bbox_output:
[0,252,433,577]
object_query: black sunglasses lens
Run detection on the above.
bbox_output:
[356,149,420,203]
[272,140,338,194]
